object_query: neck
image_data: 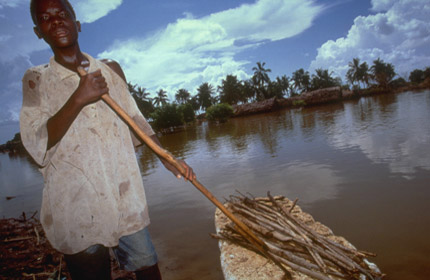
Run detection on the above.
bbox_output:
[52,44,88,72]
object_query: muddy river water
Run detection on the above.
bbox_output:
[1,90,429,279]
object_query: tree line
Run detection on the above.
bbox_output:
[128,58,430,130]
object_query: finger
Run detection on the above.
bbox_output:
[77,66,87,76]
[91,69,102,75]
[100,86,109,95]
[95,78,107,87]
[180,162,188,180]
[187,168,192,181]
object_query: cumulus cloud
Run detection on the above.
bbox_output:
[99,0,323,97]
[0,4,47,63]
[72,0,122,23]
[310,0,430,81]
[0,0,123,124]
[0,2,47,123]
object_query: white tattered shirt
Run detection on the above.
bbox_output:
[20,54,155,254]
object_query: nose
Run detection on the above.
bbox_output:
[51,16,64,27]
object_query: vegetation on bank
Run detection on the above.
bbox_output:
[206,103,234,123]
[128,58,430,131]
[0,133,25,153]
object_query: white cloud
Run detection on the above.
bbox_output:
[0,0,123,124]
[72,0,122,23]
[310,0,430,81]
[370,0,396,12]
[0,4,47,63]
[0,0,27,9]
[99,0,323,98]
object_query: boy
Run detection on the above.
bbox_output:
[20,0,195,279]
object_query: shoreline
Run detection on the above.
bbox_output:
[0,215,135,280]
[2,84,429,153]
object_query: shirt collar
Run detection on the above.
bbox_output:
[49,53,96,80]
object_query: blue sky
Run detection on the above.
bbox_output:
[0,0,429,143]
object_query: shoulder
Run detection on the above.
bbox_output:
[100,58,127,83]
[23,63,50,81]
[22,64,50,95]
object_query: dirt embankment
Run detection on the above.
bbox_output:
[232,82,430,117]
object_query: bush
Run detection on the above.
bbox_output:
[179,103,195,123]
[390,77,408,88]
[292,99,306,107]
[206,103,234,123]
[150,104,184,130]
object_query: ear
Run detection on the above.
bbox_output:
[33,26,43,39]
[76,20,81,32]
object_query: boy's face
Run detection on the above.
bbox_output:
[33,0,81,49]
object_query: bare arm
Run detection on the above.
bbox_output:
[149,134,196,181]
[46,69,108,149]
[102,59,196,181]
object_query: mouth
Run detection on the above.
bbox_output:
[53,28,69,38]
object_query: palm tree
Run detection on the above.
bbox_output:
[189,95,201,113]
[346,58,361,87]
[127,82,137,94]
[127,83,153,118]
[135,86,151,102]
[275,75,291,98]
[370,58,396,89]
[252,61,271,100]
[346,58,370,89]
[218,75,242,105]
[153,89,169,107]
[175,88,191,104]
[310,68,341,90]
[359,61,370,88]
[240,80,256,103]
[196,82,215,111]
[292,68,311,93]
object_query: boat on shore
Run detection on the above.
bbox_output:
[214,195,382,280]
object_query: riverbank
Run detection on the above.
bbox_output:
[232,81,430,117]
[2,82,429,151]
[0,214,135,280]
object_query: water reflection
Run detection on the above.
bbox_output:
[280,161,342,203]
[326,90,430,179]
[0,153,43,218]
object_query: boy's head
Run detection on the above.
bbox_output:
[30,0,76,25]
[31,0,81,50]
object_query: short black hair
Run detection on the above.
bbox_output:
[30,0,77,25]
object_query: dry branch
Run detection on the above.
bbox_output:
[214,193,384,279]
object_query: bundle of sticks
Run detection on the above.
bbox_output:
[212,192,384,280]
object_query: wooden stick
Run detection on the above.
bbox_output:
[289,198,298,213]
[34,226,40,245]
[77,66,291,278]
[221,194,383,279]
[2,236,33,243]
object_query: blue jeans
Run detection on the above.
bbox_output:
[65,227,158,280]
[112,227,158,271]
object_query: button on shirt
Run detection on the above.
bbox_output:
[20,54,155,254]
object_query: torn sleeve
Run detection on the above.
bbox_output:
[20,69,59,167]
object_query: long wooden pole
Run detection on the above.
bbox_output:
[77,67,291,278]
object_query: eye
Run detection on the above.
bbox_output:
[59,11,66,18]
[39,14,49,21]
